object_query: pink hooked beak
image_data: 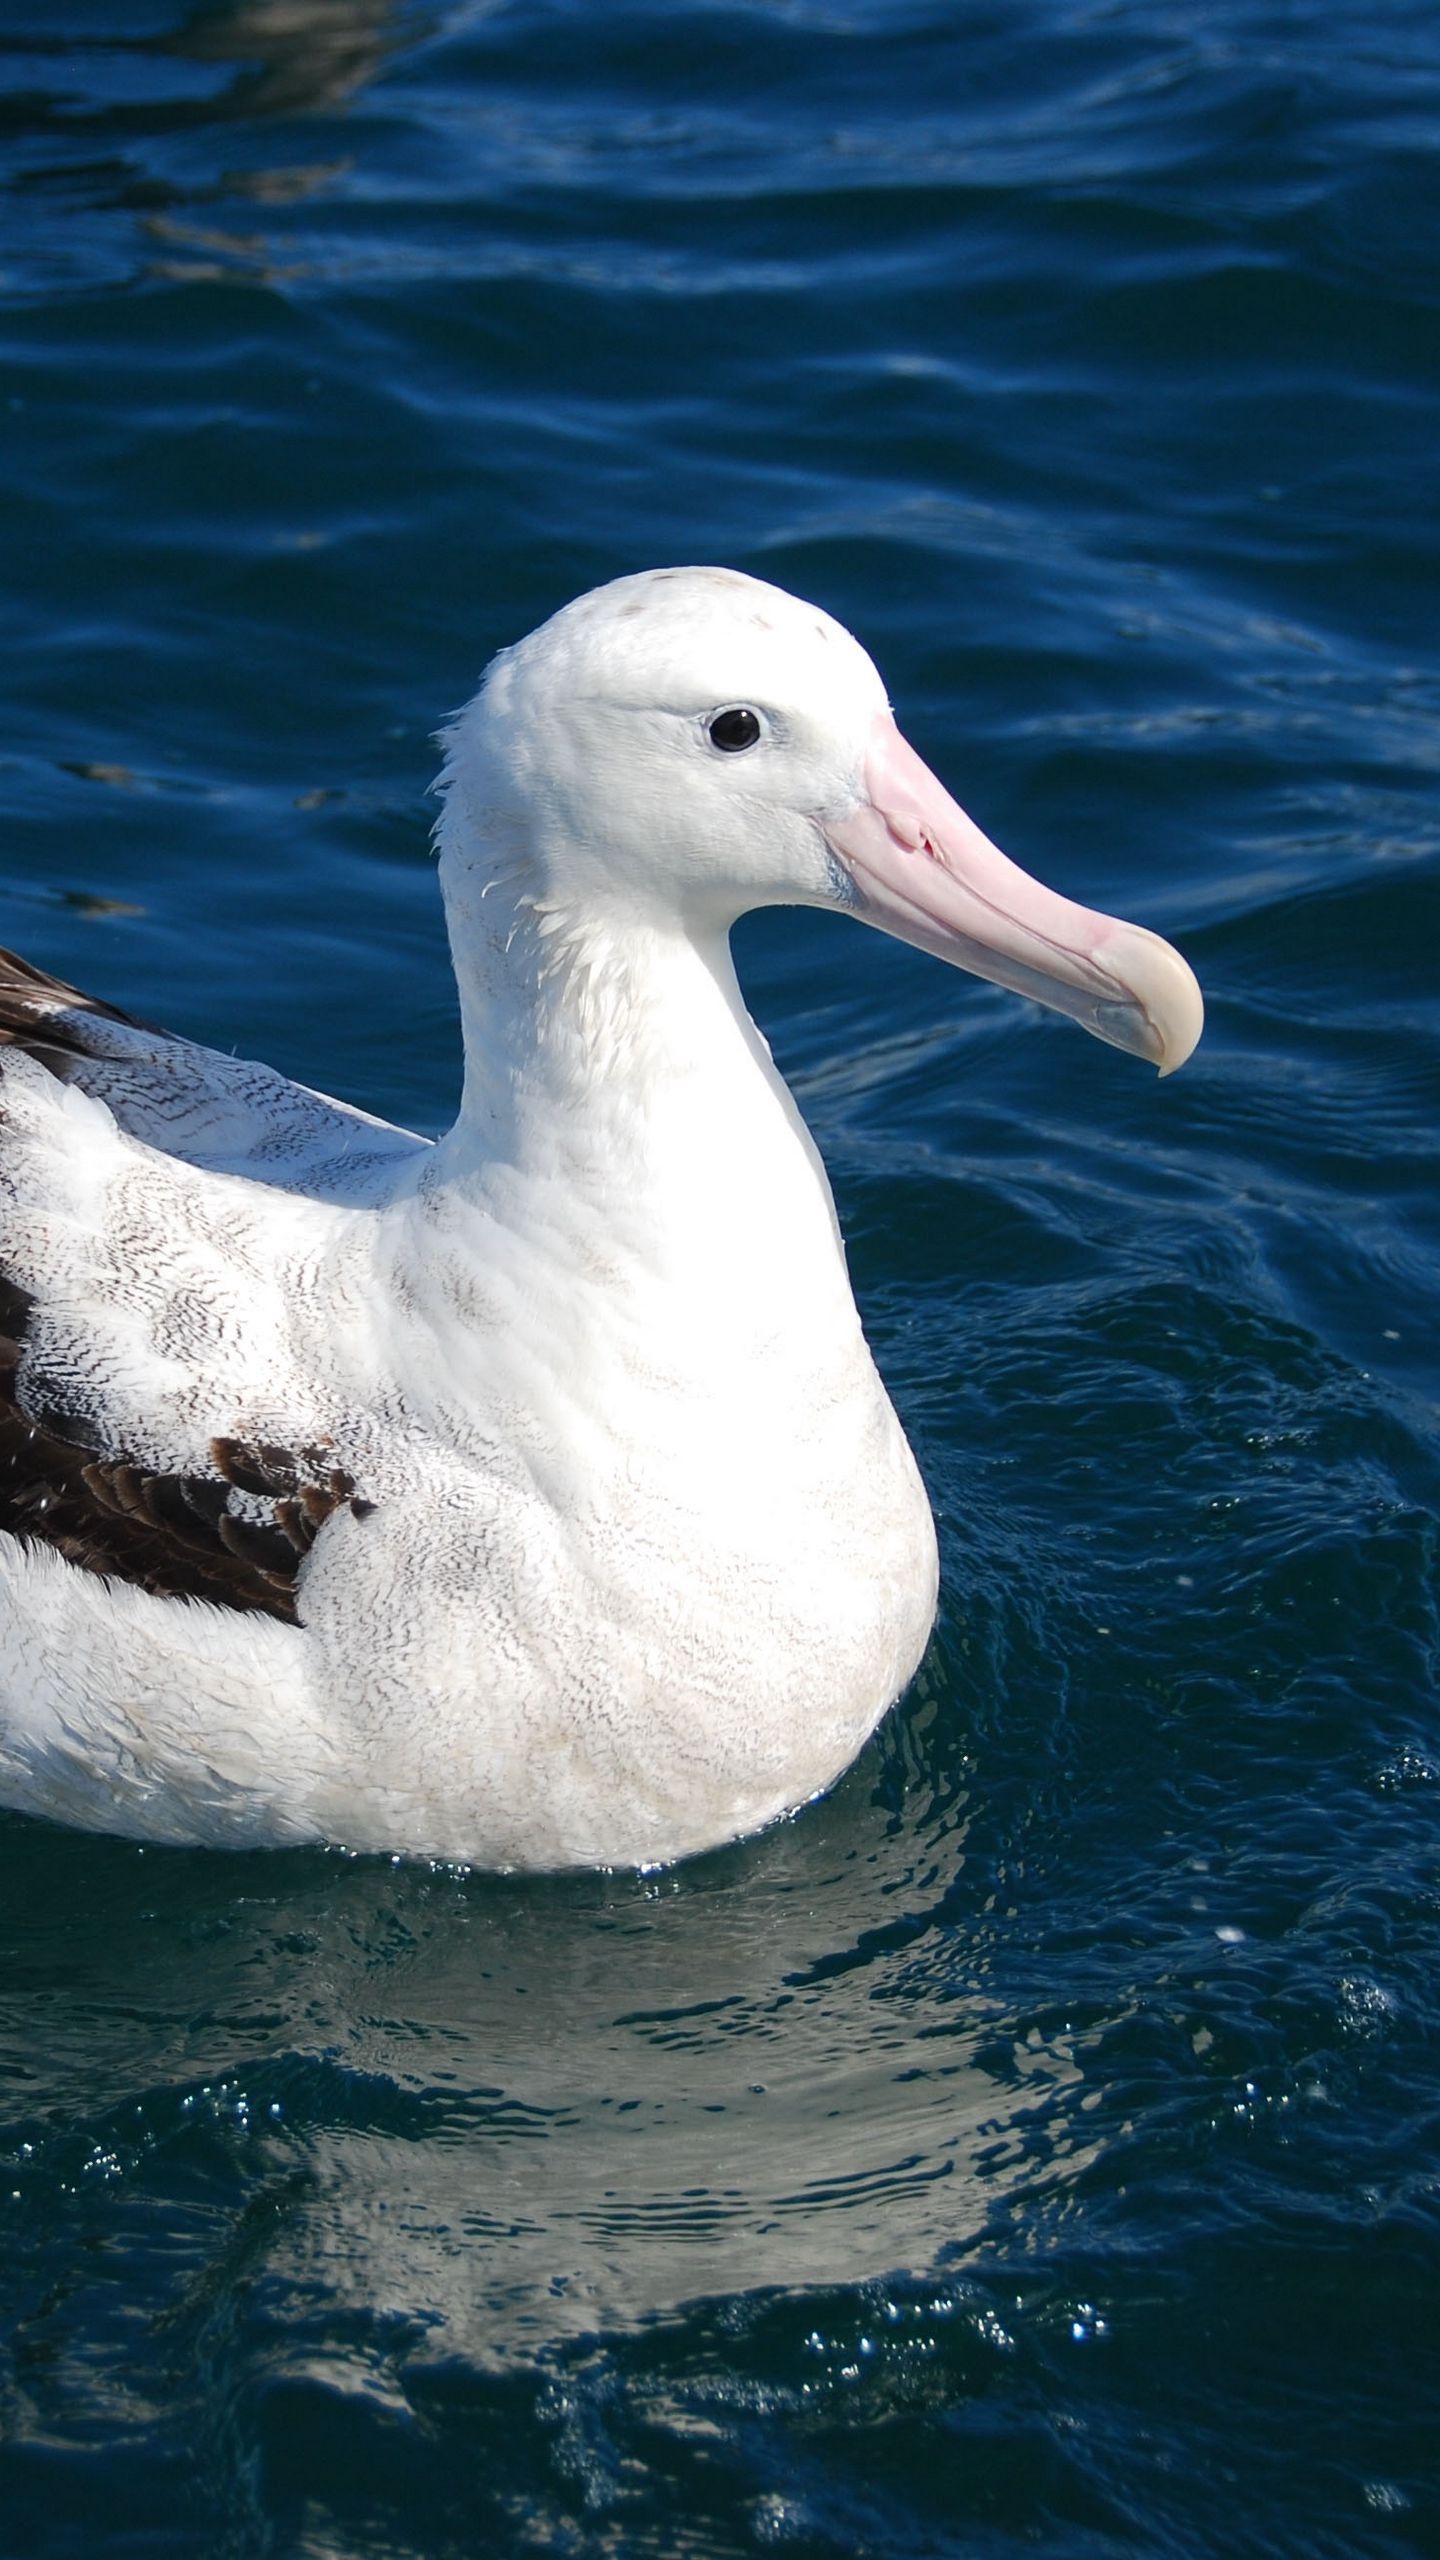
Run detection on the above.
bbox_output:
[824,714,1203,1074]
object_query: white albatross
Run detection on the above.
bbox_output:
[0,569,1201,1867]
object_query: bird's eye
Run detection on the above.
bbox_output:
[707,706,762,753]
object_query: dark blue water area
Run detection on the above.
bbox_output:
[2,2,1440,2553]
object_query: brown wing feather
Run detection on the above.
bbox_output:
[0,942,149,1070]
[0,947,379,1616]
[0,1275,368,1624]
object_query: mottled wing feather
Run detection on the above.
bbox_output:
[0,1296,363,1622]
[0,947,382,1619]
[0,942,142,1056]
[0,941,426,1198]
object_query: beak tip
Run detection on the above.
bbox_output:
[1098,927,1204,1079]
[1157,966,1205,1078]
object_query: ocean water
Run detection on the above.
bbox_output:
[2,2,1439,2552]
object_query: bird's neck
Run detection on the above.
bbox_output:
[424,821,852,1322]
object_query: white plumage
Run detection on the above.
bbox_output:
[0,569,1201,1866]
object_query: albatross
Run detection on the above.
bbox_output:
[0,568,1201,1866]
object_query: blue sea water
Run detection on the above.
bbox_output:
[2,2,1440,2551]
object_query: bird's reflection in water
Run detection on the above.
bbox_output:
[0,1722,1098,2377]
